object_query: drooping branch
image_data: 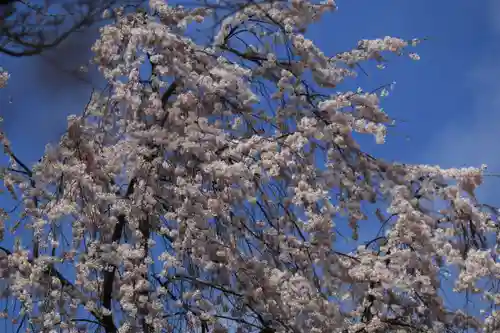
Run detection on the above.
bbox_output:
[101,178,136,333]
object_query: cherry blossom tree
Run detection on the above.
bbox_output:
[0,1,498,333]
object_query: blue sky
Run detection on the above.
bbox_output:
[0,0,498,330]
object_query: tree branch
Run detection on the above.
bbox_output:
[101,178,136,333]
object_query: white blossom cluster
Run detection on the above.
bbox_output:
[0,1,496,333]
[0,68,9,88]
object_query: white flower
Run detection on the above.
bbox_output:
[409,52,420,60]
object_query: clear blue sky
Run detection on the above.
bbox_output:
[0,0,498,330]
